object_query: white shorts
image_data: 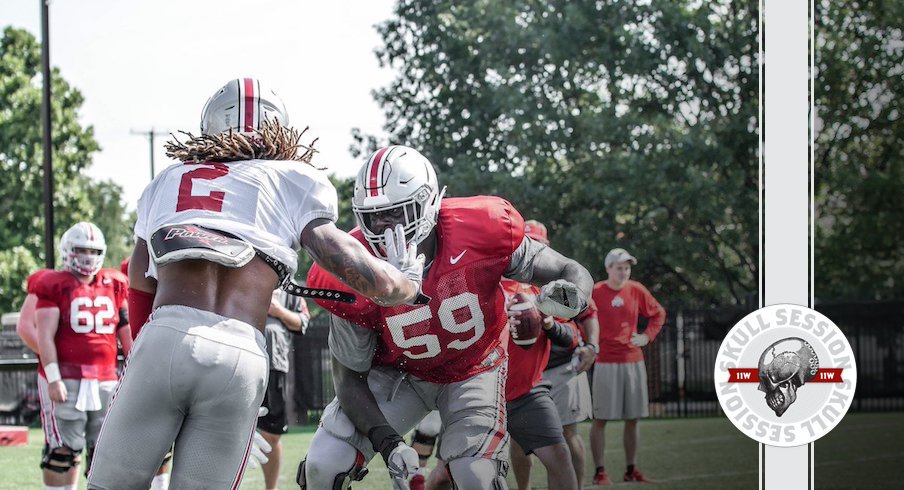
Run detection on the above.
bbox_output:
[88,305,268,490]
[38,376,116,451]
[318,360,509,464]
[592,361,649,420]
[542,363,592,425]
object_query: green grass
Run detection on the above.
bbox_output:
[1,413,901,489]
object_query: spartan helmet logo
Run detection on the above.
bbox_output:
[757,337,820,417]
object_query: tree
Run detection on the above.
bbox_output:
[0,27,133,312]
[814,1,903,301]
[359,0,759,307]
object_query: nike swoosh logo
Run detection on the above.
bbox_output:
[450,250,467,264]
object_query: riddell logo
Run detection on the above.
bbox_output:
[714,304,857,447]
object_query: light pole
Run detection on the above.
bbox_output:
[131,128,169,180]
[40,0,54,268]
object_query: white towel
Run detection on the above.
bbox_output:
[75,379,102,412]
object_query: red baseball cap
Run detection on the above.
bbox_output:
[524,220,549,245]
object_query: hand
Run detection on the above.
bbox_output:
[386,442,419,489]
[384,224,426,303]
[268,300,281,317]
[536,279,586,319]
[247,430,272,470]
[630,333,650,347]
[575,345,596,373]
[48,380,67,403]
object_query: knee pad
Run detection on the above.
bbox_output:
[449,458,508,490]
[40,444,82,474]
[296,453,369,490]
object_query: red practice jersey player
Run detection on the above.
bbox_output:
[299,145,593,489]
[34,222,131,488]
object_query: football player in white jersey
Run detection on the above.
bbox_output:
[87,78,425,490]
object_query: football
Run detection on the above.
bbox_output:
[508,292,543,348]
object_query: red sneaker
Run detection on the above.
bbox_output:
[409,473,426,490]
[593,468,612,486]
[624,468,654,483]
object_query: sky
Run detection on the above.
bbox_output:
[2,0,395,210]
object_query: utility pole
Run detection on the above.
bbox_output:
[40,0,54,268]
[131,128,169,180]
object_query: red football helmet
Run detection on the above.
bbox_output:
[353,145,446,257]
[59,222,106,276]
[200,78,289,136]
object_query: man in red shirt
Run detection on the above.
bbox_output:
[301,145,592,489]
[34,222,132,489]
[589,248,666,485]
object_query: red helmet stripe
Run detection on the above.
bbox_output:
[368,147,389,197]
[242,78,256,132]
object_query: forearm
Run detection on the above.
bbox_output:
[545,321,575,348]
[528,247,593,300]
[117,327,133,356]
[332,356,391,434]
[303,221,417,306]
[36,308,60,366]
[581,316,600,347]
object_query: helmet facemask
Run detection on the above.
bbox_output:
[59,222,106,276]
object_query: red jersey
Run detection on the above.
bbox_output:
[27,269,53,294]
[592,280,666,363]
[308,196,525,383]
[502,279,552,401]
[34,269,129,380]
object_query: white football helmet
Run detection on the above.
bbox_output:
[353,145,446,257]
[59,221,106,276]
[200,78,289,136]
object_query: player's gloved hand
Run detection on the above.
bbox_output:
[247,430,272,470]
[630,333,650,347]
[368,424,419,488]
[384,224,428,305]
[536,279,587,319]
[386,442,419,489]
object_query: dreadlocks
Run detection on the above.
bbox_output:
[164,119,318,165]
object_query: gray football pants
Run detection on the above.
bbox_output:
[88,305,268,490]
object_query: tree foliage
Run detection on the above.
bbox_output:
[814,1,903,301]
[358,0,759,307]
[0,27,132,312]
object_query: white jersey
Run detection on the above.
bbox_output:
[134,159,338,279]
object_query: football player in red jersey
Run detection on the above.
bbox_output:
[33,222,132,489]
[300,145,594,489]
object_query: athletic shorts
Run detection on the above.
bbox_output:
[542,363,592,426]
[507,381,565,455]
[318,360,509,464]
[88,305,268,490]
[592,361,649,420]
[38,375,116,452]
[259,370,289,435]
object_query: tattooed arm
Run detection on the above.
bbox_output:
[301,218,418,306]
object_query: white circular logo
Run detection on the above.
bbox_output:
[714,304,857,447]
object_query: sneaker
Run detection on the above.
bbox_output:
[409,473,426,490]
[624,468,654,483]
[593,468,612,486]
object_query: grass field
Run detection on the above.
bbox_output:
[1,412,901,489]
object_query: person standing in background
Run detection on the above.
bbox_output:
[258,289,310,490]
[589,248,666,485]
[522,220,600,490]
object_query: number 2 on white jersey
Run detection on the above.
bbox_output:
[176,163,229,212]
[70,296,116,334]
[385,292,485,359]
